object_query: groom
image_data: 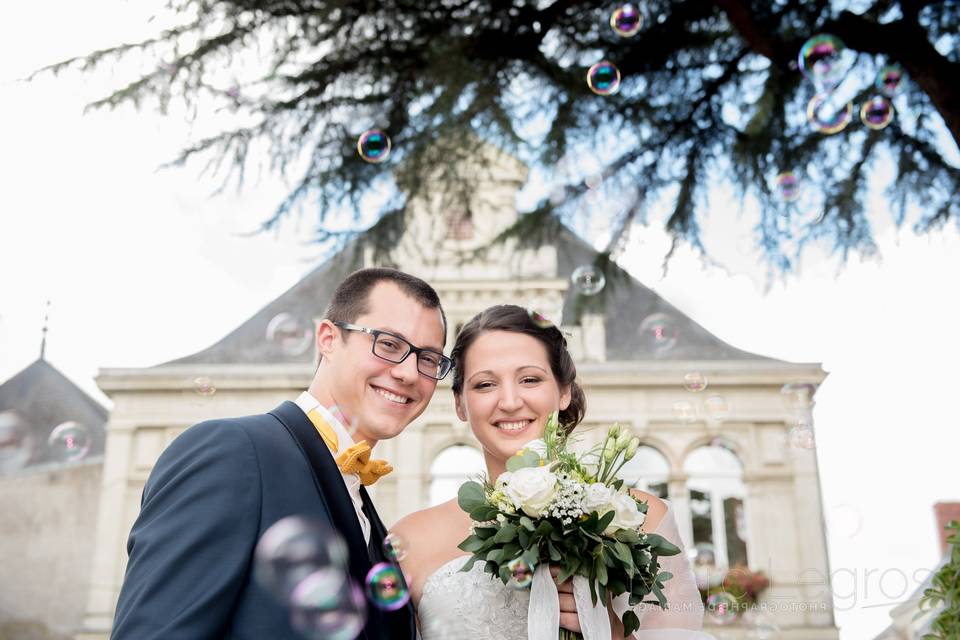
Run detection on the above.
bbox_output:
[111,267,449,640]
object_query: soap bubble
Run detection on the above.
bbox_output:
[860,95,894,130]
[774,172,801,202]
[506,557,535,589]
[193,376,217,397]
[807,94,853,135]
[798,34,851,92]
[587,61,621,96]
[610,5,643,37]
[875,64,903,97]
[255,516,349,603]
[571,265,606,296]
[47,421,91,462]
[0,412,32,471]
[382,532,407,562]
[706,592,739,625]
[357,129,392,163]
[682,372,708,393]
[290,576,367,640]
[266,312,314,356]
[365,562,411,611]
[639,313,679,354]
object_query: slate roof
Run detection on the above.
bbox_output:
[164,222,776,366]
[0,358,108,471]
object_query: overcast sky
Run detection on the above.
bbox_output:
[2,3,959,639]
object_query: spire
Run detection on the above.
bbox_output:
[40,300,50,361]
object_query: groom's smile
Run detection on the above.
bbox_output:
[315,280,446,447]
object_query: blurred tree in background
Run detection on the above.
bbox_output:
[38,0,960,276]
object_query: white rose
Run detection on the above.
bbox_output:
[501,466,559,518]
[521,438,548,460]
[604,491,647,535]
[582,482,617,513]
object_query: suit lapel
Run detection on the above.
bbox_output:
[269,401,372,585]
[360,486,418,640]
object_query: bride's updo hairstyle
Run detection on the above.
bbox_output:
[450,305,586,432]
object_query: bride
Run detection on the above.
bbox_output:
[392,305,712,639]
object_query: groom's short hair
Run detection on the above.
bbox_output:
[324,267,447,341]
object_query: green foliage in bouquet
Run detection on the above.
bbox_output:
[456,414,680,636]
[918,520,960,640]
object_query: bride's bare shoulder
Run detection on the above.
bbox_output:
[391,498,469,546]
[628,489,669,533]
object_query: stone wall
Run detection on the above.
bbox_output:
[0,459,102,639]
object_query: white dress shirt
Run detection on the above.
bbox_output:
[294,391,371,544]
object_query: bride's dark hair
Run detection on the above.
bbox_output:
[450,305,586,431]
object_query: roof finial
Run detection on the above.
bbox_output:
[40,300,50,360]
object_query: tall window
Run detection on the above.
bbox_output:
[617,444,670,499]
[683,444,748,567]
[429,444,486,506]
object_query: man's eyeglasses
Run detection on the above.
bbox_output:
[333,322,453,381]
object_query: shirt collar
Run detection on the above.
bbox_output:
[294,391,356,456]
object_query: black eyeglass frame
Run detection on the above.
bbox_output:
[332,321,452,380]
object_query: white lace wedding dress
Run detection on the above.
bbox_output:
[417,505,714,640]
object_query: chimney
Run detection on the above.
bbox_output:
[933,502,960,556]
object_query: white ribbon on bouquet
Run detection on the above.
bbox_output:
[527,567,716,640]
[527,565,611,640]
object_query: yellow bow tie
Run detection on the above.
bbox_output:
[336,441,393,486]
[306,408,392,486]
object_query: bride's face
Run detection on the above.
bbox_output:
[454,330,571,466]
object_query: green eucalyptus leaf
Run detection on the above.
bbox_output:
[458,481,486,513]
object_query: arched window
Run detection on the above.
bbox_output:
[429,444,486,506]
[683,443,748,568]
[617,444,670,499]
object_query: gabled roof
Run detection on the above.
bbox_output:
[163,221,777,366]
[0,359,108,469]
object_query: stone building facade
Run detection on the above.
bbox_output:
[77,146,839,639]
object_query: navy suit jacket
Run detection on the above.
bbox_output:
[111,401,416,640]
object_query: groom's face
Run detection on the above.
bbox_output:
[323,281,445,445]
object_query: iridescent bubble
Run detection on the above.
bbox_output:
[860,95,894,130]
[705,395,732,422]
[507,557,535,589]
[571,265,606,296]
[788,422,816,450]
[875,64,903,97]
[807,94,853,135]
[193,376,217,397]
[266,312,314,356]
[382,532,407,562]
[780,382,817,410]
[683,372,708,393]
[0,411,32,472]
[527,298,563,329]
[609,4,643,37]
[365,562,411,610]
[290,576,366,640]
[639,313,679,354]
[671,400,697,423]
[584,172,603,190]
[587,61,621,96]
[798,34,850,91]
[357,129,392,163]
[774,171,801,202]
[47,421,91,462]
[706,592,740,625]
[255,516,349,603]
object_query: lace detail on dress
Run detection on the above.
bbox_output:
[418,556,530,640]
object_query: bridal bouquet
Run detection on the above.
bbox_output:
[457,414,680,639]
